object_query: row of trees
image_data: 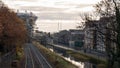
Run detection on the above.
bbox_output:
[0,4,27,53]
[79,0,120,68]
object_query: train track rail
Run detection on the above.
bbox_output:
[24,43,52,68]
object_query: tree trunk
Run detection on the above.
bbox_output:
[116,5,120,68]
[106,29,114,68]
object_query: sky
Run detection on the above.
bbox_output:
[2,0,101,33]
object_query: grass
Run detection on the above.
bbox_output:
[14,46,25,68]
[15,47,24,60]
[66,50,107,68]
[33,41,78,68]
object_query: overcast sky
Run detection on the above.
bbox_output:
[2,0,101,33]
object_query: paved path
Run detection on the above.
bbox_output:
[24,43,52,68]
[49,43,107,60]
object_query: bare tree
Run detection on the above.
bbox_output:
[78,0,120,68]
[94,0,120,68]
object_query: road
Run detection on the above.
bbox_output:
[24,43,52,68]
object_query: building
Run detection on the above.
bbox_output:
[84,21,97,50]
[84,17,113,52]
[69,29,84,49]
[53,30,70,45]
[52,29,84,49]
[0,1,4,7]
[17,12,37,42]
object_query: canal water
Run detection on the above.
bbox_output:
[48,48,96,68]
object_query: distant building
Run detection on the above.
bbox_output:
[54,30,70,45]
[84,17,114,52]
[17,12,37,42]
[69,29,84,49]
[0,1,4,7]
[52,29,84,49]
[34,30,46,37]
[84,20,98,50]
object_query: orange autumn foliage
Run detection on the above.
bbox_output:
[0,6,27,51]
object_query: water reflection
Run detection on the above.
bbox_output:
[48,48,96,68]
[64,57,84,68]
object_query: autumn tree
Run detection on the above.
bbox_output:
[0,4,27,52]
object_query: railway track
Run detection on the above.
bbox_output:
[24,43,52,68]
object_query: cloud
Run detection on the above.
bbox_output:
[55,1,93,8]
[24,0,38,1]
[36,20,81,23]
[64,6,95,13]
[36,12,81,20]
[2,0,101,32]
[19,6,66,12]
[3,0,98,13]
[36,22,78,32]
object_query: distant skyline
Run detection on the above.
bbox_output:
[2,0,101,32]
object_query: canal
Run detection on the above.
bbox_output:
[46,45,97,68]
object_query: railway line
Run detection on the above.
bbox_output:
[24,43,52,68]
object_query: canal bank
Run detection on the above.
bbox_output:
[47,43,107,68]
[48,48,106,68]
[33,41,78,68]
[33,41,107,68]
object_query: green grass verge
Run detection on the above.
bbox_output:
[33,41,78,68]
[15,47,24,61]
[66,50,107,68]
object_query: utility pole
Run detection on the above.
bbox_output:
[58,22,59,32]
